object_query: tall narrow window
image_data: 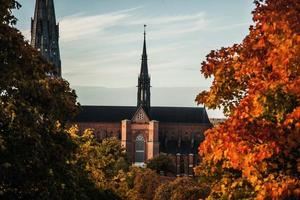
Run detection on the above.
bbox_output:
[135,134,145,163]
[141,89,144,100]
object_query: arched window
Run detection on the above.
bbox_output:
[135,134,145,163]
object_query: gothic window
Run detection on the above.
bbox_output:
[135,134,145,163]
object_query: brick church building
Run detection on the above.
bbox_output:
[72,27,212,175]
[31,0,212,176]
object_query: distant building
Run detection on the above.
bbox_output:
[31,2,212,176]
[31,0,61,77]
[73,27,212,176]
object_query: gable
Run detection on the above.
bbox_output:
[132,106,150,123]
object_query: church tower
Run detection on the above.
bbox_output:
[31,0,61,77]
[137,25,151,114]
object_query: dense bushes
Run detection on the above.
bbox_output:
[154,177,210,200]
[146,154,175,175]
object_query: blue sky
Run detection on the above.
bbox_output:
[14,0,254,117]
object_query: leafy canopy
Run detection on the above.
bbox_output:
[0,1,116,199]
[154,177,210,200]
[195,0,300,199]
[146,154,176,175]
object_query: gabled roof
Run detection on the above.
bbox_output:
[73,106,211,124]
[132,106,150,123]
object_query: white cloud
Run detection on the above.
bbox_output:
[60,12,128,42]
[56,9,211,87]
[58,9,209,44]
[18,6,249,89]
[126,12,206,25]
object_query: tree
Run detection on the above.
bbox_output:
[68,128,176,200]
[195,0,300,199]
[131,168,161,200]
[0,1,117,199]
[154,177,209,200]
[0,0,21,25]
[69,126,130,199]
[146,154,175,175]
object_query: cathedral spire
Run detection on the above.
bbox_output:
[31,0,61,77]
[137,25,151,114]
[141,24,148,75]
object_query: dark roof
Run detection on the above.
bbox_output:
[73,106,211,124]
[74,106,136,123]
[150,107,210,123]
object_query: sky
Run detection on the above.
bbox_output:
[14,0,254,117]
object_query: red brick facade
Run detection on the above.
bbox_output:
[74,113,210,176]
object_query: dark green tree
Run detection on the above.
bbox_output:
[0,1,119,199]
[146,154,175,175]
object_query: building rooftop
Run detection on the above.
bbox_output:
[73,105,211,124]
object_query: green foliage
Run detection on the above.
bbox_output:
[96,136,130,177]
[69,127,130,199]
[0,2,118,199]
[146,154,176,175]
[0,0,21,25]
[154,177,210,200]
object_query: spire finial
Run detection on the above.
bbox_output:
[142,24,147,57]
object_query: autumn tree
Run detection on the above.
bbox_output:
[130,168,161,200]
[195,0,300,199]
[153,177,209,200]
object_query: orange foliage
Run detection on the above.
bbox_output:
[196,0,300,199]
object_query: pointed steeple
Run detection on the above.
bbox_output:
[141,24,148,75]
[31,0,61,77]
[137,25,151,114]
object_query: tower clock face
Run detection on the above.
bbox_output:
[138,113,144,120]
